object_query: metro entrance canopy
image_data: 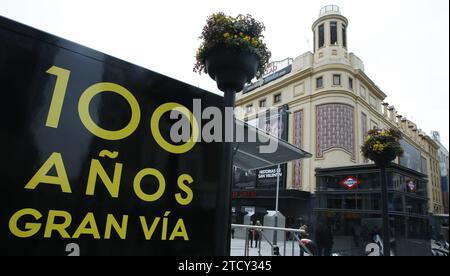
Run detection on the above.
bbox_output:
[233,119,312,170]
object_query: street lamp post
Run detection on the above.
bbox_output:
[380,165,391,257]
[361,128,402,257]
[273,164,280,247]
[214,89,236,256]
[204,49,259,256]
[272,108,287,249]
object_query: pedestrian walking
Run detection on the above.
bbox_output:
[248,221,255,248]
[254,220,262,248]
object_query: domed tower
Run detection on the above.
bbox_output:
[312,5,351,65]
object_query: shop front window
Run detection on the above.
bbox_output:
[343,194,363,210]
[327,195,343,209]
[390,194,404,212]
[315,166,431,256]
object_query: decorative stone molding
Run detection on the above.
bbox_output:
[316,103,355,159]
[292,110,303,189]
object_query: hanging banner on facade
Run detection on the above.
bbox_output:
[0,16,224,256]
[234,106,288,190]
[255,106,288,189]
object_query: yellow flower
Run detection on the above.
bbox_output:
[223,32,230,38]
[244,36,251,41]
[372,141,386,153]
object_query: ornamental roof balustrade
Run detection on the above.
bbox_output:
[319,5,341,17]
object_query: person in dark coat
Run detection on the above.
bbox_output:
[248,221,254,248]
[315,222,334,256]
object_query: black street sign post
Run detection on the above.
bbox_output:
[0,16,226,256]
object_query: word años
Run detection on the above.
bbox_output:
[24,151,193,204]
[9,208,189,241]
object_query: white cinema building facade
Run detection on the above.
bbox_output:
[231,5,440,255]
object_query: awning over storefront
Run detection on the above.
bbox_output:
[233,119,312,170]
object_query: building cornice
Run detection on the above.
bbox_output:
[236,67,314,105]
[289,90,359,106]
[312,63,355,75]
[236,60,388,106]
[424,135,440,150]
[355,69,387,100]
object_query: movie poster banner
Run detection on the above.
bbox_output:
[234,106,288,190]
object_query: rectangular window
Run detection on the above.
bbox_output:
[342,24,347,48]
[274,94,282,104]
[349,77,353,90]
[318,24,325,48]
[316,77,323,89]
[330,22,338,45]
[369,95,376,108]
[333,74,341,86]
[360,86,366,99]
[246,104,253,114]
[259,99,266,108]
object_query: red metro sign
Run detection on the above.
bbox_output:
[340,176,361,190]
[407,180,417,192]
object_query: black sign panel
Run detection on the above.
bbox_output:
[243,65,292,94]
[0,16,223,256]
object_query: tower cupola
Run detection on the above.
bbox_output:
[312,5,349,52]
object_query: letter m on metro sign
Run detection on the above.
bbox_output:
[0,16,224,256]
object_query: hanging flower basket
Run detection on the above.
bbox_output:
[194,12,271,93]
[205,46,259,92]
[361,128,404,167]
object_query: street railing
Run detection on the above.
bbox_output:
[231,224,314,256]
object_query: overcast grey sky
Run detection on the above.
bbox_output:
[1,0,449,147]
